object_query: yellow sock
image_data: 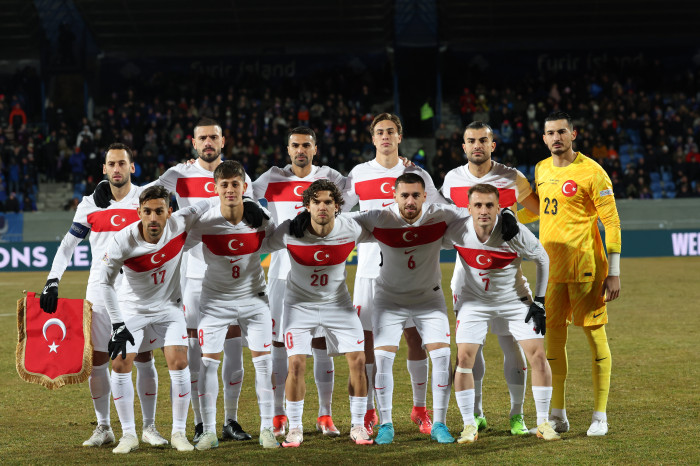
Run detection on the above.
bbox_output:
[584,325,612,413]
[545,326,568,410]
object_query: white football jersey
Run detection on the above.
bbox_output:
[343,159,446,279]
[252,164,345,280]
[151,161,253,279]
[443,215,549,310]
[187,200,275,298]
[354,203,465,305]
[100,202,209,323]
[266,215,370,303]
[441,161,533,297]
[48,185,142,306]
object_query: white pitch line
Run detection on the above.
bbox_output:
[0,313,16,317]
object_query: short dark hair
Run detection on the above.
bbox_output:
[370,113,403,136]
[194,117,222,134]
[544,111,573,130]
[395,173,425,190]
[302,179,344,211]
[139,185,170,207]
[214,160,246,183]
[464,121,493,139]
[288,126,316,144]
[105,142,134,163]
[468,183,499,200]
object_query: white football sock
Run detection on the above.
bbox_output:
[170,368,191,434]
[252,354,274,430]
[198,357,220,433]
[271,345,288,416]
[551,407,568,420]
[365,363,376,410]
[407,357,428,408]
[532,386,553,425]
[223,337,244,422]
[187,337,202,425]
[455,389,476,426]
[286,399,304,430]
[498,335,527,417]
[89,362,111,426]
[134,359,158,427]
[592,411,607,422]
[429,347,451,424]
[312,347,334,417]
[472,346,485,417]
[374,350,396,425]
[349,396,367,426]
[111,371,136,436]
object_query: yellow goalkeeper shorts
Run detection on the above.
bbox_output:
[545,281,607,328]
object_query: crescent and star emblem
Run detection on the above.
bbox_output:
[204,182,216,193]
[380,182,392,194]
[110,214,125,226]
[228,239,243,251]
[402,231,418,242]
[475,254,492,266]
[313,250,330,262]
[150,253,166,264]
[562,180,577,197]
[43,318,67,353]
[293,186,304,197]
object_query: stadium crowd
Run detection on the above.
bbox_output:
[1,57,699,212]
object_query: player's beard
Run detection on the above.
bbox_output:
[108,174,129,188]
[400,205,421,221]
[467,151,490,166]
[198,148,221,163]
[293,155,311,168]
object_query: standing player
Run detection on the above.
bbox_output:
[267,180,373,447]
[441,121,539,435]
[252,127,345,437]
[100,186,209,453]
[187,161,279,450]
[343,113,445,435]
[39,143,166,448]
[536,112,621,436]
[444,184,559,443]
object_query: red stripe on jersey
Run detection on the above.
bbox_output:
[202,231,265,256]
[287,242,356,266]
[264,182,312,202]
[354,177,396,200]
[372,222,447,248]
[123,232,188,272]
[175,177,217,198]
[454,246,517,270]
[87,209,140,232]
[449,187,517,208]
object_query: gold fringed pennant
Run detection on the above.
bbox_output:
[16,292,93,390]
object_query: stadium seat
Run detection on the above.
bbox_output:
[620,153,631,167]
[662,171,672,183]
[650,172,661,183]
[517,165,528,176]
[652,190,663,199]
[665,190,676,199]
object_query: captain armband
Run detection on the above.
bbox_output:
[455,367,472,374]
[69,222,90,239]
[607,253,620,277]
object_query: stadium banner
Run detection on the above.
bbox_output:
[16,292,93,390]
[0,212,23,242]
[2,230,700,274]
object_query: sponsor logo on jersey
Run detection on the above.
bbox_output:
[562,180,578,197]
[175,177,218,198]
[455,246,518,269]
[355,177,396,200]
[87,209,140,232]
[264,181,313,202]
[123,232,188,272]
[448,187,517,208]
[373,222,447,248]
[287,242,356,266]
[202,231,265,256]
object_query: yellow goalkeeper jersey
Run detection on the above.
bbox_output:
[535,152,621,283]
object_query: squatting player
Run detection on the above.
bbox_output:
[40,143,166,448]
[535,112,621,436]
[444,183,559,443]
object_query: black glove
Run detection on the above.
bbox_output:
[108,323,135,360]
[93,180,112,208]
[289,210,310,238]
[39,278,59,313]
[525,297,546,335]
[500,208,519,241]
[242,197,269,228]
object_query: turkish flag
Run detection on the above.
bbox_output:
[16,292,93,390]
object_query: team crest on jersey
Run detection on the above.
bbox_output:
[562,180,578,197]
[101,252,109,264]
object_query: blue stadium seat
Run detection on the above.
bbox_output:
[619,153,631,167]
[652,190,663,199]
[662,171,672,182]
[619,144,631,155]
[650,181,661,192]
[528,165,536,178]
[665,190,676,199]
[517,165,528,176]
[650,172,661,183]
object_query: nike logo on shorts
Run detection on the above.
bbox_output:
[357,340,365,345]
[264,343,271,348]
[182,335,188,339]
[150,338,157,344]
[593,312,604,318]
